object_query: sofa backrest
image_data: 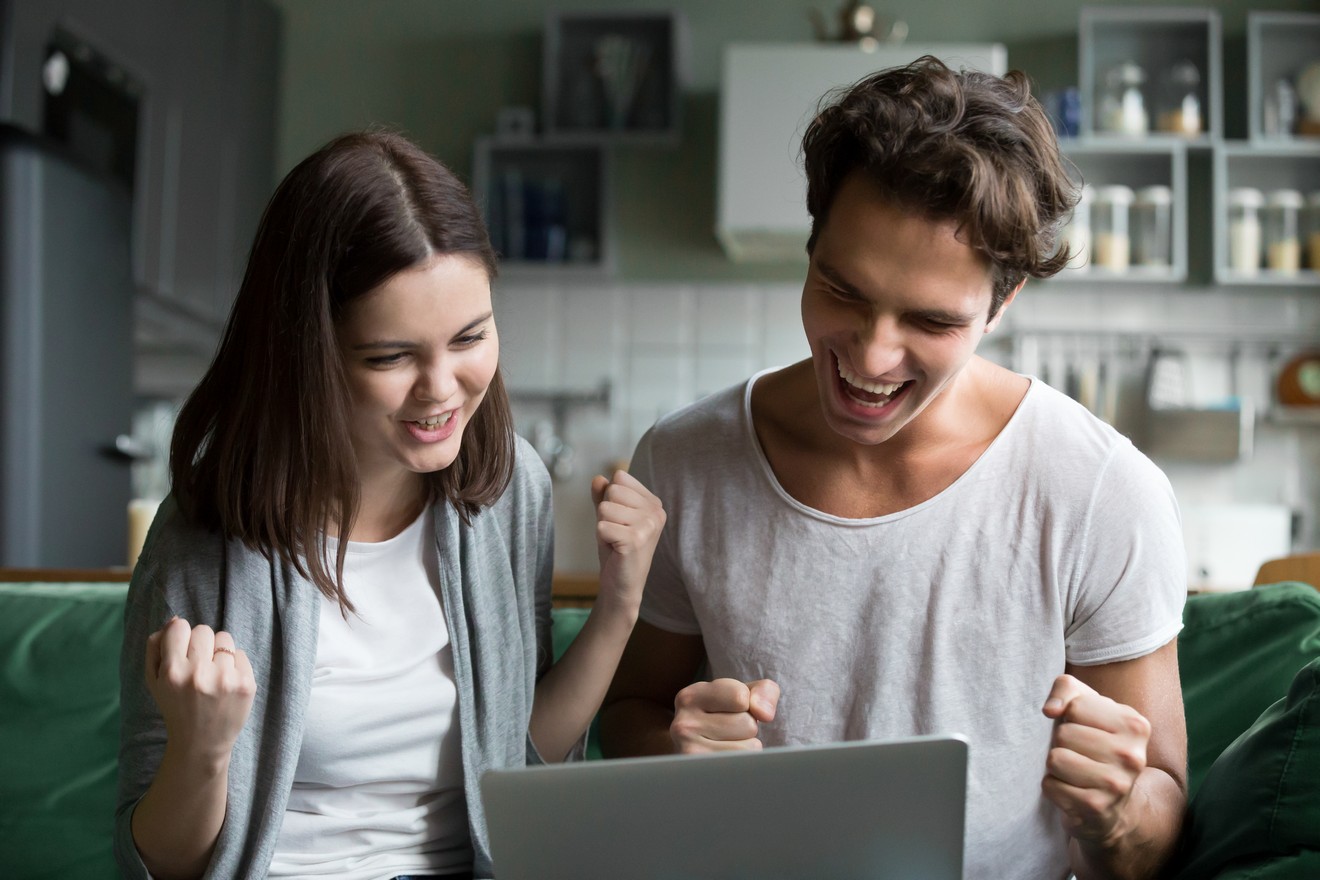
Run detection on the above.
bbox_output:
[1178,581,1320,797]
[0,582,127,878]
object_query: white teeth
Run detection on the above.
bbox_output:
[837,361,904,396]
[415,413,452,428]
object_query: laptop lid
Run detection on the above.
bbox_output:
[481,734,968,880]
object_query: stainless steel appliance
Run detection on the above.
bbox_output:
[0,123,134,567]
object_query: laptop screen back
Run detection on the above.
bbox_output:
[481,734,967,880]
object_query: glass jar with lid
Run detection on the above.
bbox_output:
[1060,184,1094,272]
[1099,62,1148,136]
[1263,189,1303,274]
[1307,191,1320,272]
[1093,184,1134,271]
[1227,187,1264,275]
[1157,60,1201,136]
[1132,185,1173,269]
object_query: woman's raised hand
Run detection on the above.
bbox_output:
[591,470,666,616]
[144,617,256,765]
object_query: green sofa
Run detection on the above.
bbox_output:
[2,581,1317,878]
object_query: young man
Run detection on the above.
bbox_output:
[600,57,1187,880]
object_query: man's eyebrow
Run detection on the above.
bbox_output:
[350,311,494,351]
[912,307,983,325]
[815,260,867,298]
[818,259,982,324]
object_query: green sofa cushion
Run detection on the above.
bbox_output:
[0,582,127,879]
[1169,656,1320,880]
[1178,582,1320,797]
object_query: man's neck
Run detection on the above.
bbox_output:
[750,358,1027,519]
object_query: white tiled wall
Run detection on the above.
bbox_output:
[496,279,810,570]
[497,278,1320,575]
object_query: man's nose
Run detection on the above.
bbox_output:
[852,315,905,378]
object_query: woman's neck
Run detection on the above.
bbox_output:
[337,472,428,543]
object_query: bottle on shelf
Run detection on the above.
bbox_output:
[1156,60,1202,136]
[1262,77,1298,139]
[1307,191,1320,272]
[1228,187,1264,275]
[1060,184,1093,271]
[1263,189,1303,274]
[1099,62,1149,136]
[1093,184,1134,271]
[1133,185,1173,268]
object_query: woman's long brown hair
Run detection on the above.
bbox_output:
[170,130,515,610]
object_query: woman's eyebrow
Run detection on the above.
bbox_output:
[350,311,495,350]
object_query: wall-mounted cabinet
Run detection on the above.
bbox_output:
[716,42,1007,262]
[1078,7,1221,144]
[472,138,612,276]
[1213,144,1320,285]
[1057,140,1188,283]
[1062,7,1320,291]
[541,10,687,145]
[1248,12,1320,143]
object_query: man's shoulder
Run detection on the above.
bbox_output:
[648,378,750,444]
[1017,379,1132,458]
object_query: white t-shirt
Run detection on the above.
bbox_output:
[268,507,472,879]
[631,371,1187,880]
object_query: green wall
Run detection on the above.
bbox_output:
[272,0,1316,281]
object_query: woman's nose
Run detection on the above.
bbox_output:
[414,358,457,403]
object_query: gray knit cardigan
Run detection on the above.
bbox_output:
[116,438,561,879]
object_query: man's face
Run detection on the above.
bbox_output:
[801,172,1012,448]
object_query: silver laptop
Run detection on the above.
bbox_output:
[481,734,968,880]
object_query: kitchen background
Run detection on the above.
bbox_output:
[1,0,1317,588]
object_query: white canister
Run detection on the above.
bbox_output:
[1093,185,1135,271]
[1228,187,1264,274]
[1061,184,1094,271]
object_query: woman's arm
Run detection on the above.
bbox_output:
[529,470,664,761]
[129,618,256,880]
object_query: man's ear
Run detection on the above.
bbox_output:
[985,279,1027,334]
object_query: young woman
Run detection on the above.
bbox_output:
[115,130,664,880]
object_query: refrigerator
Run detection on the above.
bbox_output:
[0,123,134,568]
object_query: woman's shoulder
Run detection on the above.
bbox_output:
[133,496,227,578]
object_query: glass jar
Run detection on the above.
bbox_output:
[1227,187,1264,275]
[1093,184,1134,271]
[1307,191,1320,272]
[1263,189,1303,274]
[1099,62,1148,136]
[1157,60,1201,136]
[1133,185,1173,268]
[1060,184,1093,271]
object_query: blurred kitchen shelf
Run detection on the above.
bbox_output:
[1265,406,1320,426]
[471,137,614,276]
[1212,142,1320,285]
[541,9,687,146]
[1247,11,1320,145]
[1079,7,1222,141]
[1051,139,1188,283]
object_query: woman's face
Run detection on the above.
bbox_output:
[337,254,499,498]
